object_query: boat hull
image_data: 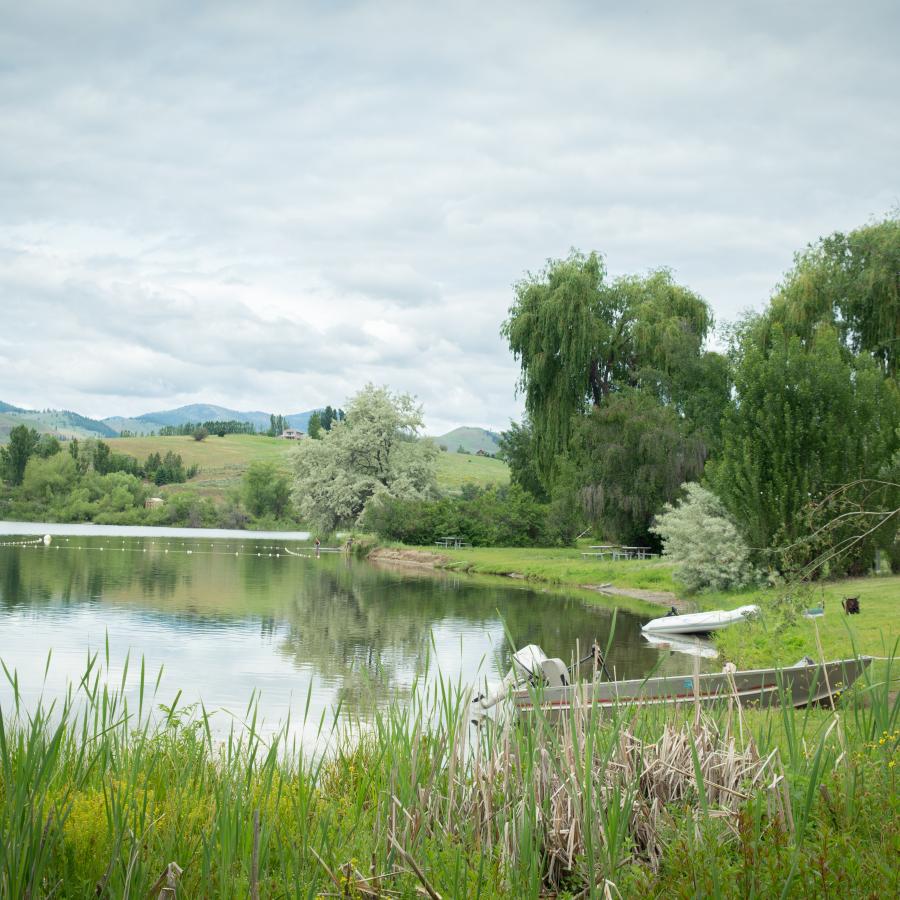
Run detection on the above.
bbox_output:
[512,657,872,718]
[641,604,759,636]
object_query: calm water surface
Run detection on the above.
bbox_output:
[0,532,697,747]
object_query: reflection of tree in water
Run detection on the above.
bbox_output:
[0,550,23,608]
[0,541,196,613]
[271,562,670,704]
[275,566,433,704]
[1,542,695,708]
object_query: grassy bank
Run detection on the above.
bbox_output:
[369,543,900,671]
[2,652,897,898]
[392,543,680,592]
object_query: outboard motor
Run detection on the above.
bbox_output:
[471,644,569,720]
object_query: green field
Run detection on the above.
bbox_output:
[107,434,293,499]
[106,435,509,499]
[434,449,509,491]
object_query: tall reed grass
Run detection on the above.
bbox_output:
[0,644,897,898]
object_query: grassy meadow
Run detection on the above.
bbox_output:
[433,449,509,492]
[107,434,510,501]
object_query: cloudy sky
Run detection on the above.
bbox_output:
[1,1,897,433]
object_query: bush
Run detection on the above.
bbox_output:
[362,484,568,547]
[242,461,292,519]
[651,482,757,592]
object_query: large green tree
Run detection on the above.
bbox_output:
[292,385,437,533]
[710,323,900,561]
[765,215,899,377]
[501,251,720,482]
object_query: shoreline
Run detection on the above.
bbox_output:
[365,544,900,671]
[366,545,687,609]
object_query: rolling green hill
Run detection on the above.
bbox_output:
[0,408,117,441]
[434,449,509,492]
[105,434,509,500]
[433,426,502,455]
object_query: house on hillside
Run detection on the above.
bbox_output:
[281,428,305,440]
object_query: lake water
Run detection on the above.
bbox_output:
[0,529,698,748]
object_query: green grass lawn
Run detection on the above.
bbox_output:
[702,575,900,670]
[416,543,676,592]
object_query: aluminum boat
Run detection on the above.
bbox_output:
[510,656,872,719]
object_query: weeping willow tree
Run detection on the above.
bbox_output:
[570,391,707,547]
[501,250,718,484]
[765,215,900,377]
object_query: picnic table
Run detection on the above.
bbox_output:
[580,544,653,560]
[621,546,653,559]
[581,544,624,559]
[434,536,471,549]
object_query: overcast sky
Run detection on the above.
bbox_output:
[1,1,897,433]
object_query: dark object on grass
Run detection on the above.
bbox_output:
[842,596,860,615]
[666,606,678,617]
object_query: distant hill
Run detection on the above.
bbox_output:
[134,404,275,431]
[0,408,117,441]
[433,426,502,455]
[101,416,158,435]
[3,398,494,448]
[285,411,316,431]
[101,404,321,435]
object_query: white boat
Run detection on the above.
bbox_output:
[641,604,759,636]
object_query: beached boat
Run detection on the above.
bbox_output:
[510,657,871,718]
[641,604,759,635]
[471,645,871,720]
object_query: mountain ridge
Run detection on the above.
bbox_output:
[1,399,500,448]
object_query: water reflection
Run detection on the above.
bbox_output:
[0,537,697,746]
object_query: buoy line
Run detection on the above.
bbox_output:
[0,536,45,548]
[2,534,347,561]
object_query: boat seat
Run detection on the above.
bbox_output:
[540,658,569,688]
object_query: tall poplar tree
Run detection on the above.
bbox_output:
[710,322,900,559]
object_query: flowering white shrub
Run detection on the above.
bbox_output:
[651,482,757,592]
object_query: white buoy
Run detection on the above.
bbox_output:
[43,534,52,545]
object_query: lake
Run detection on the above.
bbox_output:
[0,528,697,748]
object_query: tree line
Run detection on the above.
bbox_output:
[500,214,899,577]
[158,420,257,437]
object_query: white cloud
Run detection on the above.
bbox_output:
[0,0,897,429]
